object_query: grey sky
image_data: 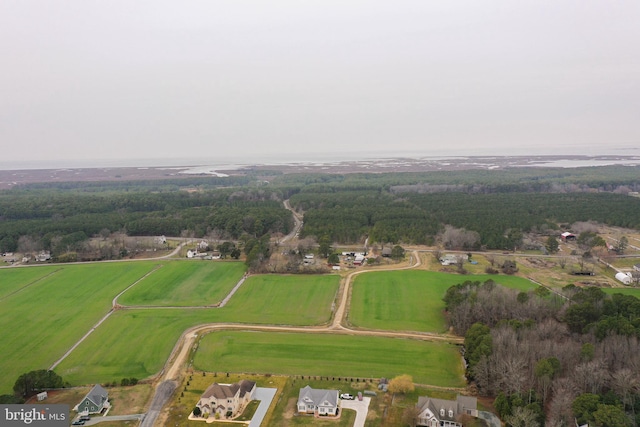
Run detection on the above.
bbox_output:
[1,1,639,167]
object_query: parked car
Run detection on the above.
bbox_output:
[340,393,354,400]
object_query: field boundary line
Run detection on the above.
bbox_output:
[49,264,165,371]
[0,268,63,302]
[112,264,165,307]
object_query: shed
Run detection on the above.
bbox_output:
[615,272,633,285]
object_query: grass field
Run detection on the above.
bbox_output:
[0,265,63,300]
[222,274,339,325]
[193,331,465,387]
[117,261,246,306]
[349,270,537,332]
[56,275,339,386]
[0,262,160,394]
[603,287,640,297]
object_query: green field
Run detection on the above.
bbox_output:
[350,271,537,332]
[603,287,640,297]
[0,265,63,300]
[117,261,246,306]
[0,262,160,394]
[193,331,465,387]
[222,274,339,325]
[55,274,339,387]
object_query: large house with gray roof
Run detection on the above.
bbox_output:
[416,394,478,427]
[297,385,340,417]
[195,380,256,418]
[74,384,109,415]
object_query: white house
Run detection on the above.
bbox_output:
[416,395,477,427]
[297,386,340,417]
[195,380,256,418]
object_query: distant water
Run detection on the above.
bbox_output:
[1,146,639,171]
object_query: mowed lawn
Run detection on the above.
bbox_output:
[194,331,466,387]
[118,261,246,306]
[0,262,160,394]
[55,274,339,386]
[350,271,536,332]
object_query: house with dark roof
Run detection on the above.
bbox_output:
[74,384,109,415]
[297,385,339,417]
[416,394,478,427]
[195,380,256,418]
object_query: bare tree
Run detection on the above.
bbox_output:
[402,405,421,427]
[557,257,567,269]
[505,406,540,427]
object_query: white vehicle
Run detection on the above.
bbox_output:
[340,393,355,400]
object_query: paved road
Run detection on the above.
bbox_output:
[340,397,371,427]
[248,387,277,427]
[140,380,177,427]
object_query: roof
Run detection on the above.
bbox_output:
[82,384,108,407]
[298,385,339,408]
[202,380,256,400]
[416,395,477,423]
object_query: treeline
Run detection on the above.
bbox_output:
[0,189,292,253]
[273,165,640,192]
[290,190,640,247]
[447,281,640,427]
[3,165,640,253]
[14,175,255,192]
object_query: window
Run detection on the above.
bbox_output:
[440,408,445,417]
[448,409,453,418]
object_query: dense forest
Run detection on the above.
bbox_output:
[446,281,640,427]
[2,165,640,258]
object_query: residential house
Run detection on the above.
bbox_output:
[416,394,478,427]
[297,386,340,417]
[196,380,256,418]
[353,254,366,266]
[198,240,209,251]
[74,384,109,415]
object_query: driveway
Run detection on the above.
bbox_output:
[248,387,277,427]
[340,397,371,427]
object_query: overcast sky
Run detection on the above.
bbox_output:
[1,1,639,167]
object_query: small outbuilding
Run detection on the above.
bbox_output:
[616,272,633,285]
[560,232,576,241]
